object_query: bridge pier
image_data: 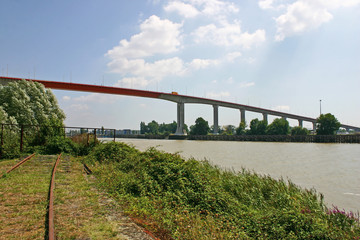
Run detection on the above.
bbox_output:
[298,119,303,128]
[240,109,246,124]
[213,105,219,134]
[175,102,186,135]
[312,122,317,132]
[262,113,268,122]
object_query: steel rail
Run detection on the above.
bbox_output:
[1,153,36,177]
[48,153,62,240]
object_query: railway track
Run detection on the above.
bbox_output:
[0,154,156,240]
[1,153,62,239]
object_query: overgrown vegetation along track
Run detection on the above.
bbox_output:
[0,155,155,240]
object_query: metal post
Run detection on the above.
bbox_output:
[1,124,3,147]
[94,129,97,144]
[0,124,3,158]
[113,129,116,142]
[20,125,24,152]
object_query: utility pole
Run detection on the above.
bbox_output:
[320,99,322,115]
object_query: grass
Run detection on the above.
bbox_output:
[0,154,143,240]
[0,155,54,239]
[84,141,360,239]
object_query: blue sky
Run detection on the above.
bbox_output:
[1,0,360,129]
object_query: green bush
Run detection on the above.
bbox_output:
[41,136,78,154]
[86,142,360,239]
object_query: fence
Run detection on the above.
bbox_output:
[0,123,117,158]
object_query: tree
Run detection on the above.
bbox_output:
[0,80,65,144]
[266,118,290,135]
[291,126,309,136]
[147,120,159,134]
[236,122,247,135]
[140,122,148,134]
[316,113,341,135]
[159,121,177,134]
[190,117,210,135]
[0,80,65,126]
[248,118,267,135]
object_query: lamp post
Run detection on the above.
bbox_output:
[319,99,322,115]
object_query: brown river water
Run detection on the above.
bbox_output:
[109,139,360,212]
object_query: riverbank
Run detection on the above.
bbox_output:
[114,134,360,143]
[83,142,360,239]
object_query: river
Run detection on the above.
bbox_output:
[110,138,360,212]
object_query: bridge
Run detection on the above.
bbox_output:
[1,76,359,134]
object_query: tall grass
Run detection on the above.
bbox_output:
[85,142,360,239]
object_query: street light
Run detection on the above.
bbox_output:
[319,99,322,115]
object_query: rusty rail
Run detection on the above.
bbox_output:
[1,153,36,177]
[48,153,62,240]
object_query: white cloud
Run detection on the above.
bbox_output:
[206,91,230,99]
[258,0,286,10]
[74,93,121,104]
[189,0,239,16]
[193,20,266,48]
[62,96,71,101]
[108,57,186,80]
[189,58,220,70]
[275,1,333,41]
[164,1,200,18]
[106,15,182,59]
[271,0,360,41]
[259,0,275,9]
[225,51,242,62]
[239,82,255,88]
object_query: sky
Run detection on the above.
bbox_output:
[1,0,360,130]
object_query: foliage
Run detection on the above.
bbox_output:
[235,122,247,135]
[140,120,188,135]
[266,118,290,135]
[84,142,360,239]
[0,80,66,156]
[316,113,341,135]
[0,80,65,127]
[248,118,267,135]
[222,125,236,135]
[190,117,210,135]
[291,126,309,136]
[40,136,78,154]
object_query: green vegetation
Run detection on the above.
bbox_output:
[316,113,341,135]
[83,142,360,239]
[0,155,125,239]
[266,118,290,135]
[190,117,210,135]
[291,126,309,136]
[248,118,268,135]
[0,80,66,158]
[140,120,189,135]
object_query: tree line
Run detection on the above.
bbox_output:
[140,113,341,136]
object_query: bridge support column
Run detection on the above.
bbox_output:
[263,113,268,123]
[175,102,186,135]
[312,122,317,132]
[240,109,246,124]
[213,105,219,135]
[298,120,303,128]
